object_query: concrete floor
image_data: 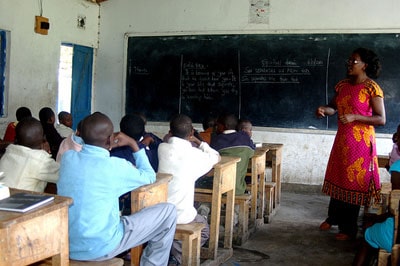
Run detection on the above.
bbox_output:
[221,190,360,266]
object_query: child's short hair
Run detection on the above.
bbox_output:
[58,111,71,122]
[120,114,145,141]
[15,117,43,149]
[16,107,32,121]
[39,107,55,124]
[170,114,192,139]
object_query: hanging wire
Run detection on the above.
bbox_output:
[38,0,43,16]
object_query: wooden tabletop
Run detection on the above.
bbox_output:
[0,189,72,228]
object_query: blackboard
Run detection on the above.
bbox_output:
[125,34,400,133]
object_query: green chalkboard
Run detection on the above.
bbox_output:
[125,34,400,133]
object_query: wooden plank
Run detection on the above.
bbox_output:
[130,173,171,266]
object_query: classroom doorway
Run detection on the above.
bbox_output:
[57,43,93,130]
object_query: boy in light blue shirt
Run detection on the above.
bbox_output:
[57,112,176,264]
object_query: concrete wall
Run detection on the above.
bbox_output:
[0,0,99,125]
[96,0,396,185]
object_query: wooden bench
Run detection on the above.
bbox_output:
[194,156,240,263]
[31,258,124,266]
[70,259,124,266]
[262,143,283,210]
[174,222,205,266]
[264,181,276,223]
[221,192,252,245]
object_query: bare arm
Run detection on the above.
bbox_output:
[340,96,386,126]
[316,93,337,118]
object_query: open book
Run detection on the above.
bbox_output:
[0,193,54,212]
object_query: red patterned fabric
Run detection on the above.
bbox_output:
[322,78,383,206]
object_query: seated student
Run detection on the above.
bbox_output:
[0,117,59,192]
[39,107,64,160]
[163,115,203,148]
[55,111,74,138]
[199,115,216,144]
[110,113,160,215]
[135,112,164,148]
[237,118,253,138]
[353,160,400,266]
[3,106,32,142]
[112,113,160,171]
[210,113,256,195]
[157,114,220,265]
[57,112,176,264]
[56,120,84,163]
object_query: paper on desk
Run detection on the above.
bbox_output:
[0,176,10,200]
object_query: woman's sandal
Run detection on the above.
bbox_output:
[335,233,351,241]
[319,221,331,231]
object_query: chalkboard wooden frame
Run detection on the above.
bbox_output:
[125,33,400,133]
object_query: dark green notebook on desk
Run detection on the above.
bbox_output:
[0,193,54,212]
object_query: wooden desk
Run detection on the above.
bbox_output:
[194,156,240,263]
[378,154,389,168]
[0,189,72,266]
[246,147,268,225]
[130,173,172,266]
[262,143,283,206]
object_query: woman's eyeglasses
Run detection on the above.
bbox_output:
[346,59,363,65]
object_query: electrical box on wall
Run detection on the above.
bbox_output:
[35,16,50,35]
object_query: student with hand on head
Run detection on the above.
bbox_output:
[39,107,64,160]
[3,106,32,142]
[134,112,164,149]
[158,114,220,265]
[55,111,74,138]
[0,117,59,192]
[57,112,176,264]
[110,113,160,215]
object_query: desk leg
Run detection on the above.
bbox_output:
[224,190,234,249]
[273,162,281,206]
[207,192,222,260]
[54,207,70,266]
[257,172,265,221]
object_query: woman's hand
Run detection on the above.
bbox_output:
[339,114,356,124]
[316,106,327,118]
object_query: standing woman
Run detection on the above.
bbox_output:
[316,47,386,240]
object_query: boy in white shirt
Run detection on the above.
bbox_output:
[0,117,59,192]
[158,114,221,265]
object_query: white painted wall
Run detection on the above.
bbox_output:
[0,0,99,126]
